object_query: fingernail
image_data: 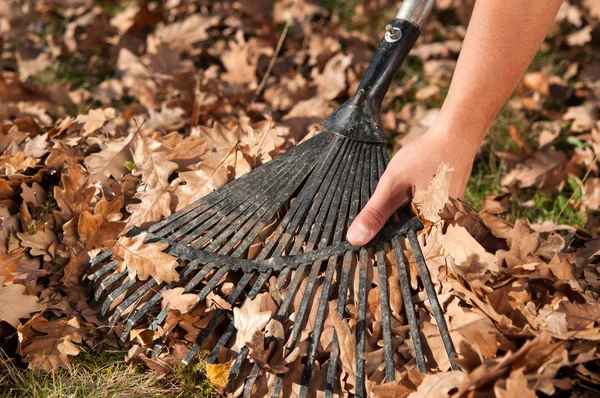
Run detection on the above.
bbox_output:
[348,223,371,244]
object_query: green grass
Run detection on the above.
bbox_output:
[0,348,217,398]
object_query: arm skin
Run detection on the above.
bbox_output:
[347,0,564,245]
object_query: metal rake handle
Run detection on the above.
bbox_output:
[397,0,436,27]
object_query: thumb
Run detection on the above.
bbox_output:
[346,177,410,246]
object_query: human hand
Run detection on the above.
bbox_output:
[346,124,480,246]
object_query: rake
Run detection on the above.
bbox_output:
[84,0,458,396]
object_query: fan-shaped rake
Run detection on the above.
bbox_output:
[84,1,459,396]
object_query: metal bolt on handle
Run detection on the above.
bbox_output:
[384,24,402,42]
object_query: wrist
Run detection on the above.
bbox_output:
[425,119,483,160]
[429,108,488,156]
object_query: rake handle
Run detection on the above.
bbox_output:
[396,0,436,27]
[322,0,435,143]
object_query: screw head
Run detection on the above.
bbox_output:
[384,24,402,43]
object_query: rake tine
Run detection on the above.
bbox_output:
[89,249,113,267]
[391,236,426,371]
[371,147,396,382]
[89,260,118,292]
[269,140,355,397]
[406,229,459,370]
[243,365,262,398]
[257,137,346,260]
[93,269,127,303]
[149,133,331,237]
[375,245,396,381]
[298,142,359,395]
[355,146,378,398]
[119,262,219,343]
[355,247,370,398]
[181,270,256,364]
[100,276,138,318]
[324,143,366,397]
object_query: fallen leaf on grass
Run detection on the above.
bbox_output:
[18,316,88,372]
[0,276,39,327]
[206,360,234,390]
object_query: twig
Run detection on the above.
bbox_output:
[250,20,291,105]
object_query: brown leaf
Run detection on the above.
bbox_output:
[161,287,198,314]
[413,163,453,222]
[501,149,567,193]
[125,185,175,230]
[314,53,352,100]
[18,316,88,371]
[408,371,464,398]
[232,292,276,352]
[113,232,180,284]
[131,135,179,189]
[83,133,134,182]
[75,108,116,136]
[174,163,230,211]
[17,227,58,262]
[221,31,259,86]
[494,368,536,398]
[0,276,39,328]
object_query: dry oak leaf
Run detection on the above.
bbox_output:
[75,107,116,136]
[84,133,134,182]
[247,319,300,374]
[18,316,87,372]
[174,162,230,211]
[0,276,39,328]
[0,151,37,175]
[413,163,454,222]
[442,224,499,277]
[113,232,180,284]
[232,293,276,352]
[161,287,198,314]
[501,149,567,193]
[53,166,97,228]
[17,228,58,262]
[494,368,536,398]
[221,30,259,86]
[151,14,220,55]
[131,135,178,189]
[331,311,357,391]
[206,360,234,390]
[313,53,353,100]
[125,185,174,230]
[407,371,465,398]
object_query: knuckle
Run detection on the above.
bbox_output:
[362,206,387,227]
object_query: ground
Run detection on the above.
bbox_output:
[0,0,599,397]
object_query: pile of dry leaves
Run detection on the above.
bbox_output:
[1,0,600,396]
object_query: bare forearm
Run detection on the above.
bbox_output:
[437,0,563,149]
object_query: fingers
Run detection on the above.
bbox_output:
[347,175,410,246]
